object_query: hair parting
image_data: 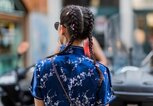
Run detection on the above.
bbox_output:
[77,6,84,33]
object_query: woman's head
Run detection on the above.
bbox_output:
[54,5,97,60]
[52,6,104,98]
[59,5,94,41]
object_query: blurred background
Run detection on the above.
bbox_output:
[0,0,153,106]
[1,0,153,74]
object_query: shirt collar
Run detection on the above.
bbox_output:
[59,45,85,55]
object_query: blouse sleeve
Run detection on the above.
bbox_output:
[99,66,116,105]
[30,61,44,100]
[105,67,116,104]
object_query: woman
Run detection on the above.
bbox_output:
[30,5,115,106]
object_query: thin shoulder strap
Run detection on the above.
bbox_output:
[52,60,73,105]
[52,58,102,106]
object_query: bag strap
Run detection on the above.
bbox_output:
[52,61,73,105]
[52,59,102,106]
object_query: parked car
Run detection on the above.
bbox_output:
[111,65,153,106]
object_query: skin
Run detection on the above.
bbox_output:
[17,41,29,55]
[34,99,45,106]
[34,24,109,106]
[90,36,107,65]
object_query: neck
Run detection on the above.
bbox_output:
[71,40,84,47]
[65,34,83,47]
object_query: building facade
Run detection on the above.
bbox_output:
[0,0,27,75]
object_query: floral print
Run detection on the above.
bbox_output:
[30,45,115,106]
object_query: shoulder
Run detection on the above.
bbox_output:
[35,58,52,67]
[97,62,111,78]
[34,58,53,74]
[97,62,108,71]
[34,56,64,71]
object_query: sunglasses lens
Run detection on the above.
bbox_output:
[54,22,59,30]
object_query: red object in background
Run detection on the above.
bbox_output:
[84,39,90,57]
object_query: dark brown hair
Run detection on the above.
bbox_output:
[48,5,103,105]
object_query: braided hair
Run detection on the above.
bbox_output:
[48,5,104,105]
[48,5,85,57]
[82,7,104,105]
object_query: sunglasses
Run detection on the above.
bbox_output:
[54,22,67,30]
[54,22,60,30]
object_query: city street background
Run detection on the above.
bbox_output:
[0,0,153,106]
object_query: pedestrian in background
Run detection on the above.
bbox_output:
[84,36,108,65]
[30,5,115,106]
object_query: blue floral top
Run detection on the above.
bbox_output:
[30,45,115,106]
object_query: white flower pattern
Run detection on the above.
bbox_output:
[30,45,115,106]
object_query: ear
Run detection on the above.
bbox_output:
[60,25,66,36]
[58,25,67,44]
